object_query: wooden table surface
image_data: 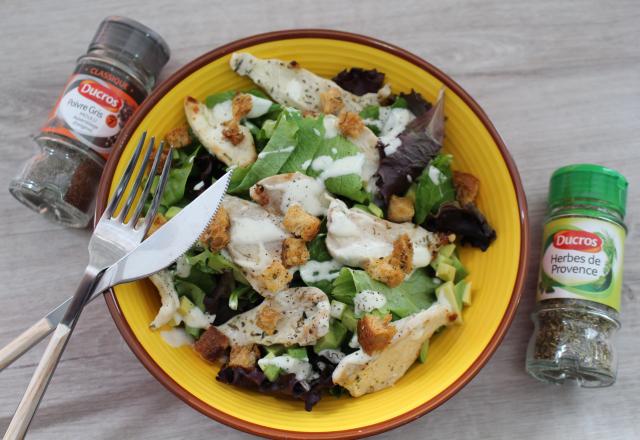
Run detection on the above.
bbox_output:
[1,0,639,438]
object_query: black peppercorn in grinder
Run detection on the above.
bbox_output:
[9,16,170,228]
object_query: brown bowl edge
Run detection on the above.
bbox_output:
[95,28,530,440]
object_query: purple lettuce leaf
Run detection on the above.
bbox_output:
[399,90,432,117]
[216,362,337,411]
[424,202,496,251]
[376,88,445,202]
[332,68,385,96]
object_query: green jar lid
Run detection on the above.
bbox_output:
[549,164,628,218]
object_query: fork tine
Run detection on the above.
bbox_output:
[104,131,147,218]
[141,144,173,237]
[129,139,166,228]
[116,136,155,223]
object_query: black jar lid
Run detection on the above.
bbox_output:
[89,16,170,82]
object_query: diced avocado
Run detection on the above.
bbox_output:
[330,300,346,319]
[179,296,195,316]
[418,339,430,363]
[367,203,384,218]
[340,307,358,332]
[436,281,462,324]
[430,254,452,271]
[456,280,472,306]
[438,244,456,258]
[262,119,277,138]
[265,345,285,356]
[165,206,182,219]
[262,364,281,382]
[314,320,348,353]
[450,254,469,283]
[352,203,383,218]
[436,262,456,282]
[184,325,202,339]
[287,347,308,360]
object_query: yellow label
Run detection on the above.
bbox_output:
[537,217,625,311]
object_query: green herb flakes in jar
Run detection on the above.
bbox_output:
[526,164,628,387]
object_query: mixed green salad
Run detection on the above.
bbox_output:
[146,53,496,410]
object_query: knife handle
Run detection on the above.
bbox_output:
[0,318,54,371]
[4,269,98,440]
[3,323,71,440]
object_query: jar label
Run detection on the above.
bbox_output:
[40,64,145,158]
[537,217,625,311]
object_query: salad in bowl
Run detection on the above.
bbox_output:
[143,52,496,410]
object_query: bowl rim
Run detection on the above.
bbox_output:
[96,28,529,440]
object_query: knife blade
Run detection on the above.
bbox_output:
[94,170,232,294]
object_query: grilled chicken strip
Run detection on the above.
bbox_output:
[217,287,330,346]
[333,301,456,397]
[325,198,450,269]
[230,52,391,114]
[184,96,257,167]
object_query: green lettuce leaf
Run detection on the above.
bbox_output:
[185,248,247,284]
[280,115,325,173]
[205,90,235,108]
[153,147,198,207]
[391,96,408,109]
[359,105,381,135]
[414,154,455,224]
[308,136,368,203]
[307,233,332,262]
[331,268,436,318]
[174,280,206,311]
[176,266,215,293]
[359,105,380,120]
[229,110,300,193]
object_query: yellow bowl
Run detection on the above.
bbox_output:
[98,30,529,439]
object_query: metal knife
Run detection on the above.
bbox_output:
[0,171,231,371]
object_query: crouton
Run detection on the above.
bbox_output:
[146,213,167,237]
[281,237,310,268]
[194,326,230,362]
[365,257,405,288]
[283,205,321,241]
[232,93,253,120]
[222,120,245,145]
[165,124,192,149]
[320,88,344,115]
[250,183,269,207]
[338,111,365,138]
[148,143,171,174]
[390,234,414,274]
[357,314,396,355]
[387,195,415,223]
[228,344,261,369]
[453,171,480,205]
[256,306,283,335]
[260,260,293,293]
[199,206,230,252]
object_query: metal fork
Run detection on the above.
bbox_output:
[0,132,167,371]
[4,132,173,440]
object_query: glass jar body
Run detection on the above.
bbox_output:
[9,53,150,228]
[526,205,625,387]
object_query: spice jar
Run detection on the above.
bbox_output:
[526,164,628,387]
[9,16,170,228]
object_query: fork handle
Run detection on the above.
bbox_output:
[4,270,99,440]
[0,318,53,371]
